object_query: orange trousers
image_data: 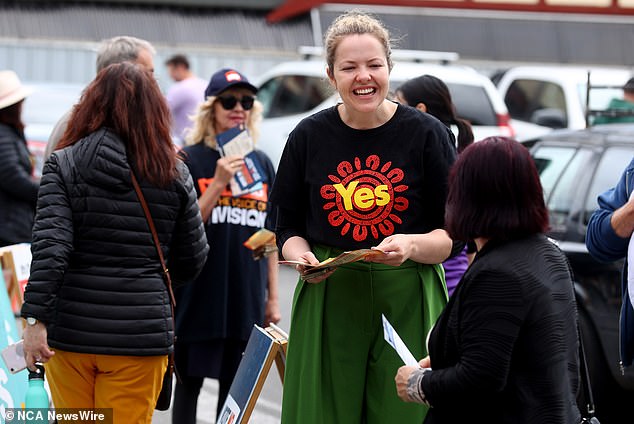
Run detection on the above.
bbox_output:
[45,349,168,424]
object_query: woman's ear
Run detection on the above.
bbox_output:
[415,103,427,113]
[326,66,336,88]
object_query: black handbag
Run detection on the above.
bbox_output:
[131,171,178,411]
[155,365,174,411]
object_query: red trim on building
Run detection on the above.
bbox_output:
[267,0,630,23]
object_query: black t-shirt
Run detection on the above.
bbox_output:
[270,104,456,251]
[175,142,276,342]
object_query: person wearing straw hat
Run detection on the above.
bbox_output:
[0,69,38,247]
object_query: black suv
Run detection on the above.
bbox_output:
[523,123,634,423]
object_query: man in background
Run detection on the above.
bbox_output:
[594,77,634,125]
[165,54,207,147]
[44,35,156,159]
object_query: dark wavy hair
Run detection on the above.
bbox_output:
[445,136,549,242]
[397,74,474,153]
[58,62,177,187]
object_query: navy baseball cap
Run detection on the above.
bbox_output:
[204,68,258,98]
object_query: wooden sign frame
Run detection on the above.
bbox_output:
[0,250,23,313]
[217,323,288,424]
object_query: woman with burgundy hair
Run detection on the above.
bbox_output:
[395,137,582,424]
[21,62,208,423]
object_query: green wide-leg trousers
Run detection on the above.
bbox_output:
[280,245,448,424]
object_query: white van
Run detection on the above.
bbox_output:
[494,65,633,140]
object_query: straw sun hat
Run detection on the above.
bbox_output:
[0,70,33,110]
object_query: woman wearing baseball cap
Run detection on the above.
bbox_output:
[172,68,281,423]
[0,70,38,247]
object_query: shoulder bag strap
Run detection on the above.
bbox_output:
[565,256,599,422]
[578,324,598,421]
[130,170,180,382]
[130,171,176,308]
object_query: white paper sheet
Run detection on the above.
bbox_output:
[382,313,418,367]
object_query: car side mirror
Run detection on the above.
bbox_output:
[530,108,567,129]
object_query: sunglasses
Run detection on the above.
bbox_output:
[217,95,255,111]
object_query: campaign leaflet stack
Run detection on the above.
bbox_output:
[279,248,386,281]
[216,125,266,197]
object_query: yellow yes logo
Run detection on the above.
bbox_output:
[333,181,390,210]
[321,154,408,242]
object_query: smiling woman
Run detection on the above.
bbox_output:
[269,10,461,424]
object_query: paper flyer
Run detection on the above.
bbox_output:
[279,248,386,280]
[216,125,265,197]
[382,314,418,367]
[217,394,241,424]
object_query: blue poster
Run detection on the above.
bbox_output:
[217,325,276,423]
[0,263,28,419]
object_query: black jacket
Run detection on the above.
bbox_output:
[0,123,38,246]
[21,128,209,356]
[423,235,581,424]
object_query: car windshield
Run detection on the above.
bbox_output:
[445,83,496,126]
[258,75,333,119]
[391,80,497,126]
[531,141,634,228]
[259,73,498,127]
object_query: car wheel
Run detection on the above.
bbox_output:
[578,309,626,423]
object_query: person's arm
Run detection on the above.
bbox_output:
[44,110,71,160]
[586,160,634,262]
[370,229,453,266]
[21,153,73,369]
[610,198,634,238]
[264,251,281,325]
[260,153,281,324]
[396,365,432,405]
[197,155,243,222]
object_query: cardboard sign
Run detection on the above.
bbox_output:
[217,324,288,424]
[0,243,31,313]
[0,263,29,410]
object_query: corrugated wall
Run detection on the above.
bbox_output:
[0,3,310,49]
[0,3,313,87]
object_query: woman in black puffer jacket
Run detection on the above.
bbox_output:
[0,70,38,247]
[20,62,209,423]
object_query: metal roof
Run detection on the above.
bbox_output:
[2,1,634,73]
